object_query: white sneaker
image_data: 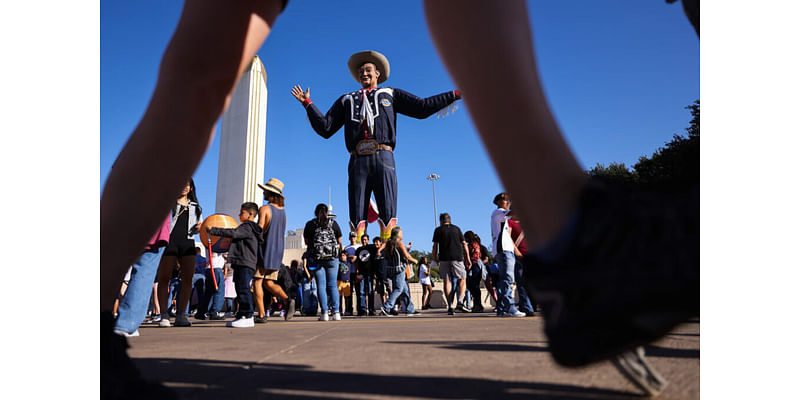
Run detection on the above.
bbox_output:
[319,313,329,321]
[332,312,341,321]
[159,318,171,327]
[114,329,140,337]
[227,317,254,328]
[503,311,526,318]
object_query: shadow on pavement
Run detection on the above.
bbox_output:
[644,344,700,359]
[382,340,550,353]
[135,358,640,400]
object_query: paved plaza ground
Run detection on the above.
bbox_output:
[128,309,700,399]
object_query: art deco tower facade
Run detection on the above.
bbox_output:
[215,56,268,218]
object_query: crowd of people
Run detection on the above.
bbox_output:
[112,182,539,335]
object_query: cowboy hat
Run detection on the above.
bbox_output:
[347,50,390,84]
[258,178,285,198]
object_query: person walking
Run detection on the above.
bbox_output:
[431,213,471,315]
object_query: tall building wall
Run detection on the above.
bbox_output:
[215,56,268,218]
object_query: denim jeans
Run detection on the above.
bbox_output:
[398,278,416,313]
[515,256,534,313]
[195,268,225,316]
[495,251,520,315]
[313,259,340,314]
[233,266,254,318]
[184,273,206,314]
[382,270,410,313]
[356,273,375,312]
[115,247,166,333]
[466,260,484,309]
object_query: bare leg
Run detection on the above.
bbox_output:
[176,255,197,314]
[443,278,453,309]
[152,282,161,316]
[423,0,586,248]
[264,279,289,301]
[254,278,266,318]
[157,255,178,315]
[100,0,284,311]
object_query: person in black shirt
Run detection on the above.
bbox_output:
[303,204,343,321]
[354,235,383,315]
[431,213,471,315]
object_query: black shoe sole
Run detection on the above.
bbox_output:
[523,179,699,367]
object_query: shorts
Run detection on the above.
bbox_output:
[254,266,279,280]
[439,260,467,280]
[337,281,351,296]
[163,239,197,258]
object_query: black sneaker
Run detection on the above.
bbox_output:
[194,313,207,320]
[209,313,225,320]
[357,310,367,316]
[456,304,471,313]
[101,312,178,399]
[285,299,296,321]
[523,178,699,367]
[472,306,485,313]
[377,308,392,317]
[254,316,268,324]
[447,308,454,315]
[389,309,398,316]
[368,310,377,316]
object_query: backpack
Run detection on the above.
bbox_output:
[382,248,405,278]
[312,219,338,261]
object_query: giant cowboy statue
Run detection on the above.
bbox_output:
[291,50,461,241]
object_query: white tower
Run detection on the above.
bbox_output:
[215,56,268,218]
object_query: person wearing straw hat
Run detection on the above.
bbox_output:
[253,178,295,322]
[291,50,461,242]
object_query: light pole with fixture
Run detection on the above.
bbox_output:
[426,173,440,228]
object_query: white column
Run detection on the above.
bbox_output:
[215,56,268,218]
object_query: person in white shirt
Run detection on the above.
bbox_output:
[490,193,525,317]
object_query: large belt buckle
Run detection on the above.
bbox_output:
[356,139,380,155]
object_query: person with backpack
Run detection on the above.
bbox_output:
[303,204,343,321]
[377,226,418,317]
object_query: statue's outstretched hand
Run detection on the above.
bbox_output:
[291,85,310,104]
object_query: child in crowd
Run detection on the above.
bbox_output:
[337,252,352,316]
[206,202,263,328]
[223,258,236,317]
[194,251,227,320]
[419,256,433,310]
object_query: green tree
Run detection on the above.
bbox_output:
[588,100,699,192]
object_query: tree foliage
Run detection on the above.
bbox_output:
[589,100,699,192]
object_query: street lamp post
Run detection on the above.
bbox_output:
[426,173,440,228]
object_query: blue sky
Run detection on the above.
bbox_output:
[100,1,699,252]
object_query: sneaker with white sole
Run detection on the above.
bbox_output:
[319,313,329,321]
[226,317,254,328]
[332,312,341,321]
[158,315,171,327]
[114,329,140,338]
[503,311,526,318]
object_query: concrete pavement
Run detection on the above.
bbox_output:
[127,309,700,399]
